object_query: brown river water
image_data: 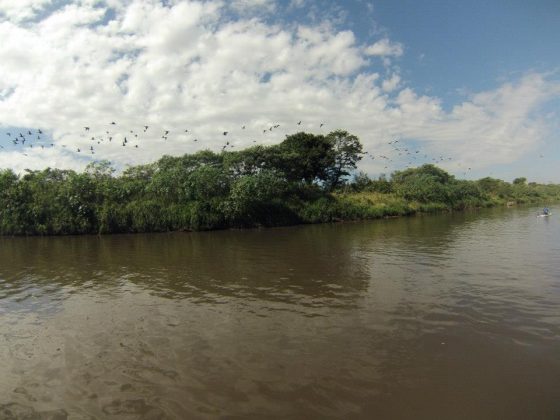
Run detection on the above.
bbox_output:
[0,206,559,419]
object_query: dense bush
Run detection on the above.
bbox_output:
[0,133,558,236]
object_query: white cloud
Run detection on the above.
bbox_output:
[230,0,277,14]
[382,73,400,92]
[0,0,558,178]
[0,0,53,22]
[364,38,403,57]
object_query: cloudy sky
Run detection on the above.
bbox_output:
[0,0,559,181]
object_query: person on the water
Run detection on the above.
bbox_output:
[543,207,550,215]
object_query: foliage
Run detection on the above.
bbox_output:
[324,130,364,190]
[0,132,559,236]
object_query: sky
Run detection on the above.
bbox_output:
[0,0,559,182]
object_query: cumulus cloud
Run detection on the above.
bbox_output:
[0,0,53,22]
[0,0,558,177]
[230,0,277,14]
[364,38,403,57]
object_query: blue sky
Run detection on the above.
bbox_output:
[370,0,560,99]
[0,0,558,182]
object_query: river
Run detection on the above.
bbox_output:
[0,206,559,419]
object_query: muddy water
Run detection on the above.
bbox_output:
[1,206,559,419]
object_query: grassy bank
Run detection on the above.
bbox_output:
[0,131,558,235]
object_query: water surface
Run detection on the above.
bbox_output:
[1,206,559,419]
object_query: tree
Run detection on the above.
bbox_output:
[392,165,455,204]
[276,132,334,184]
[225,170,288,224]
[325,130,363,190]
[513,177,527,185]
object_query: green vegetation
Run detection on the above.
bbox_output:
[0,130,559,235]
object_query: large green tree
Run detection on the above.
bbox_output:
[325,130,363,190]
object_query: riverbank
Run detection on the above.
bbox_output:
[1,131,558,235]
[296,189,558,225]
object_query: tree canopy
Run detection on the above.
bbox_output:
[0,131,558,235]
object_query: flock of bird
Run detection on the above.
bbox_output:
[3,119,542,176]
[0,120,318,157]
[365,139,472,175]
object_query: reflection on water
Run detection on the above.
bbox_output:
[1,206,559,419]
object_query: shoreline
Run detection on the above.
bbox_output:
[0,197,553,238]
